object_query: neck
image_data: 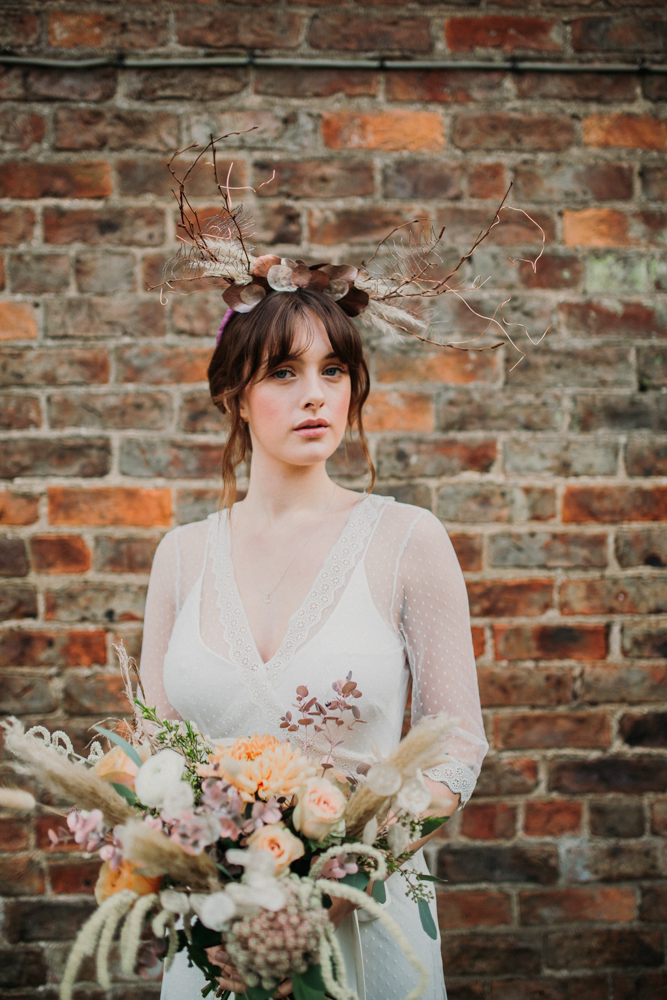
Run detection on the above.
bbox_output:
[239,451,337,524]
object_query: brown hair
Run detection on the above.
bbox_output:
[207,289,374,508]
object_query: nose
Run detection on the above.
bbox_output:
[301,368,326,411]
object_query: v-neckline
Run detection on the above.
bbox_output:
[210,493,383,683]
[225,493,371,669]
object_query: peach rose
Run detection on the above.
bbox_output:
[93,742,151,791]
[292,777,347,842]
[247,823,304,873]
[94,859,162,904]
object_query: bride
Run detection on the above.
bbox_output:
[140,287,488,1000]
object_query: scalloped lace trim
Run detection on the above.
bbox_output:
[424,761,477,806]
[209,495,384,717]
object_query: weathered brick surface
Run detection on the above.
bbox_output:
[1,6,667,997]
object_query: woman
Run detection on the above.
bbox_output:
[140,288,488,1000]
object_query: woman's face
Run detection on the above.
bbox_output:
[240,312,352,470]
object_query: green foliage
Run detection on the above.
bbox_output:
[341,870,370,892]
[371,878,386,903]
[110,782,138,805]
[92,725,143,768]
[417,898,438,940]
[420,814,449,837]
[292,964,327,1000]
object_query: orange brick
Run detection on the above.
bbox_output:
[48,486,171,527]
[375,349,499,386]
[445,16,561,53]
[524,799,582,837]
[437,889,512,929]
[0,490,39,525]
[0,302,38,340]
[363,391,433,433]
[471,626,485,658]
[322,111,444,153]
[584,114,667,152]
[460,802,517,840]
[563,209,634,248]
[0,162,113,199]
[519,886,636,925]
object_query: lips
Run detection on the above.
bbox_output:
[294,419,329,430]
[294,418,329,438]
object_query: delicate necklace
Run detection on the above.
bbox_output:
[230,485,337,604]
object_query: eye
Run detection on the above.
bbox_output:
[270,367,294,381]
[323,364,346,377]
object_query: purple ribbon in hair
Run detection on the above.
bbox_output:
[215,308,235,347]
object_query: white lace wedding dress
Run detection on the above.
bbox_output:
[141,493,488,1000]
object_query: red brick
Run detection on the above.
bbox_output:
[30,536,91,575]
[495,711,610,750]
[514,162,632,203]
[437,890,512,930]
[452,113,574,152]
[446,16,561,53]
[0,629,106,668]
[467,579,553,618]
[583,662,667,705]
[177,8,302,50]
[509,345,632,390]
[547,928,662,970]
[45,583,145,624]
[515,71,636,103]
[613,972,667,1000]
[642,165,667,201]
[0,162,113,200]
[364,392,434,433]
[0,491,39,526]
[0,66,23,99]
[0,436,110,480]
[573,16,667,54]
[1,538,30,578]
[467,163,508,200]
[0,348,109,388]
[616,528,667,569]
[180,390,225,434]
[0,585,37,621]
[442,931,542,977]
[376,348,499,386]
[9,253,71,295]
[0,856,44,896]
[489,532,607,570]
[0,13,39,49]
[478,668,574,709]
[476,757,538,797]
[0,946,47,988]
[0,395,41,431]
[626,437,667,477]
[55,109,178,152]
[460,803,517,840]
[490,979,608,1000]
[563,485,667,523]
[437,485,556,525]
[0,303,38,342]
[520,886,636,926]
[43,206,164,246]
[0,110,44,150]
[438,844,558,887]
[386,69,504,104]
[116,344,210,384]
[584,114,667,151]
[639,347,667,390]
[48,486,171,528]
[437,206,556,246]
[494,624,608,662]
[48,860,100,895]
[560,577,667,616]
[255,68,377,98]
[524,800,582,837]
[47,296,166,342]
[562,208,631,247]
[309,12,431,54]
[651,799,667,835]
[450,533,482,572]
[322,111,444,152]
[0,817,29,851]
[254,159,374,200]
[64,672,129,715]
[640,885,667,921]
[549,756,667,796]
[0,208,35,246]
[24,66,117,102]
[0,673,57,715]
[176,488,220,525]
[93,535,159,574]
[120,439,222,480]
[559,300,667,339]
[4,898,97,943]
[378,438,496,478]
[48,12,168,50]
[622,624,667,659]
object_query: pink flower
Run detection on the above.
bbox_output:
[319,853,358,881]
[169,812,221,855]
[67,809,106,852]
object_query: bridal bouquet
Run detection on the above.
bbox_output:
[2,645,453,1000]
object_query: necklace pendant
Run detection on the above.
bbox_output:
[264,595,271,604]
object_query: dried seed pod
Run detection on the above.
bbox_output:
[223,283,264,313]
[267,264,298,292]
[306,269,331,293]
[252,254,282,278]
[337,285,370,317]
[323,278,350,301]
[291,264,313,288]
[321,263,359,283]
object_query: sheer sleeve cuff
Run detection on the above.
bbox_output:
[424,760,477,807]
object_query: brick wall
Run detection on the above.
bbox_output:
[1,2,666,998]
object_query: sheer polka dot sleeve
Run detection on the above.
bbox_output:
[140,530,184,721]
[397,511,488,805]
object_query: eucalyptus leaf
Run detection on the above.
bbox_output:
[341,871,370,892]
[93,725,143,769]
[416,874,448,885]
[292,970,326,1000]
[420,815,449,837]
[301,964,327,991]
[110,782,138,805]
[371,879,386,903]
[417,898,438,940]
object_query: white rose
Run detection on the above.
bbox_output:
[395,770,431,816]
[134,749,186,809]
[196,891,237,931]
[161,780,195,819]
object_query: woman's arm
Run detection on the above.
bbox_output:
[140,530,183,721]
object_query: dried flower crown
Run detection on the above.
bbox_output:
[153,131,549,365]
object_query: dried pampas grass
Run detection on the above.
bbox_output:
[344,712,455,837]
[0,787,36,812]
[2,718,133,828]
[118,818,219,891]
